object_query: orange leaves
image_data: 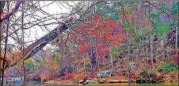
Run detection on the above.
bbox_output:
[156,71,162,77]
[79,44,90,53]
[75,13,127,54]
[103,32,126,46]
[103,33,113,41]
[113,33,125,41]
[76,14,120,39]
[77,13,126,44]
[124,5,131,14]
[104,20,118,31]
[126,15,132,23]
[49,62,58,72]
[111,33,126,46]
[124,5,133,23]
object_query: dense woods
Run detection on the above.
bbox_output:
[0,0,178,85]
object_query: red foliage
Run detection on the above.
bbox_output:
[103,33,113,41]
[97,44,109,58]
[76,14,120,38]
[79,44,90,53]
[93,13,101,23]
[76,13,126,54]
[111,33,126,46]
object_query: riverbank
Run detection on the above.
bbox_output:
[43,75,178,86]
[43,83,179,86]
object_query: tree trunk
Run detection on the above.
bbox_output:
[109,46,113,69]
[0,1,5,85]
[150,34,154,68]
[21,1,26,85]
[176,25,178,83]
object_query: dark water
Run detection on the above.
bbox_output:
[25,81,41,86]
[86,83,179,86]
[4,81,41,86]
[42,83,179,86]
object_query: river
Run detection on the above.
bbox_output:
[5,81,178,86]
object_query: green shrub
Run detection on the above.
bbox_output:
[159,63,177,74]
[140,70,149,78]
[140,70,156,78]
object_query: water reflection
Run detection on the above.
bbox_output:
[42,83,179,86]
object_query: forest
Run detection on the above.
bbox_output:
[0,0,178,86]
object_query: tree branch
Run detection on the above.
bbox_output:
[0,0,23,22]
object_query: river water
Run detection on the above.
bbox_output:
[85,83,179,86]
[42,83,179,86]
